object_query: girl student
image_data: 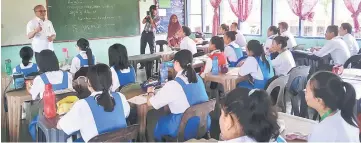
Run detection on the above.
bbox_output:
[108,44,136,92]
[224,31,243,67]
[70,38,96,75]
[219,88,285,142]
[200,36,227,77]
[13,46,39,76]
[218,24,229,36]
[269,36,296,76]
[237,40,274,89]
[264,26,279,56]
[57,64,130,142]
[305,71,359,142]
[145,50,210,141]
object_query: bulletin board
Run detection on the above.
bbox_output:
[154,0,185,34]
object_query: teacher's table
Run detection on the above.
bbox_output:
[197,44,210,54]
[129,54,161,79]
[203,68,242,93]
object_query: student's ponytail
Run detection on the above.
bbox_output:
[95,88,115,112]
[19,46,34,66]
[85,47,94,66]
[340,82,357,127]
[174,50,198,83]
[247,40,271,72]
[185,63,198,83]
[77,38,94,66]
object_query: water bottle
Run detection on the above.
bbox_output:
[211,57,219,75]
[43,84,56,118]
[5,59,12,75]
[160,63,168,84]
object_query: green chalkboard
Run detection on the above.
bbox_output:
[47,0,140,41]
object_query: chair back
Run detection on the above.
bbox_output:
[266,75,290,112]
[286,66,310,90]
[176,99,216,142]
[120,83,143,99]
[88,124,139,142]
[344,54,361,69]
[156,40,168,52]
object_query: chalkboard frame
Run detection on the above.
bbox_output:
[45,0,142,43]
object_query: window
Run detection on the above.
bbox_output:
[273,0,361,39]
[187,0,262,35]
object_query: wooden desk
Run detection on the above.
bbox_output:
[6,89,31,142]
[127,95,151,142]
[1,73,11,141]
[203,72,242,93]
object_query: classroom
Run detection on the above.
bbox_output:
[1,0,361,142]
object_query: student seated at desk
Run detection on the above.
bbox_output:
[339,23,360,56]
[177,26,197,55]
[108,44,136,92]
[218,24,229,36]
[230,22,247,48]
[305,71,359,142]
[269,36,296,76]
[70,38,96,75]
[224,31,243,67]
[264,26,279,56]
[30,50,73,100]
[12,46,39,76]
[146,50,210,141]
[200,36,227,77]
[237,40,274,89]
[311,25,351,66]
[219,88,285,142]
[57,64,130,143]
[278,22,297,49]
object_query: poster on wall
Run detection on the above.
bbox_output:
[159,0,171,8]
[155,0,184,34]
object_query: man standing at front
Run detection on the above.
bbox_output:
[27,5,56,64]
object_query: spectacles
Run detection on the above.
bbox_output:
[36,10,47,13]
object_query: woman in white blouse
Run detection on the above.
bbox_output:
[269,36,296,76]
[305,71,359,142]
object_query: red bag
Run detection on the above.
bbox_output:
[43,84,56,118]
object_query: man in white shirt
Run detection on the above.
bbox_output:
[312,25,351,65]
[27,5,56,63]
[177,26,197,55]
[278,22,297,49]
[264,26,279,55]
[230,22,247,48]
[339,23,360,56]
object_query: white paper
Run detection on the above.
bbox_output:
[158,9,166,17]
[127,95,147,105]
[227,67,240,76]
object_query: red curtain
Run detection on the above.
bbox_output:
[344,0,361,32]
[287,0,319,21]
[228,0,253,22]
[210,0,222,36]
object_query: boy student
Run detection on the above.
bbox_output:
[230,22,247,48]
[278,22,297,49]
[339,23,360,56]
[177,26,197,55]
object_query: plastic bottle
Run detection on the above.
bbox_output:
[43,84,56,118]
[211,57,219,75]
[160,63,168,84]
[5,59,12,75]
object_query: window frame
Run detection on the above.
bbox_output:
[185,0,263,36]
[272,0,361,40]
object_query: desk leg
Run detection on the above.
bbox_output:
[7,96,21,142]
[137,104,148,142]
[132,62,138,75]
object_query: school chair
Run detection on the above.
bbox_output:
[162,99,216,142]
[155,40,168,52]
[88,124,139,142]
[265,75,289,113]
[285,66,310,116]
[344,54,361,69]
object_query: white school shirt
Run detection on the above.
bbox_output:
[280,31,297,49]
[308,111,359,142]
[70,51,97,74]
[149,70,191,114]
[219,136,280,143]
[180,36,197,55]
[342,33,360,56]
[238,56,264,80]
[30,71,73,100]
[12,63,39,74]
[224,41,240,62]
[26,17,56,53]
[110,66,134,92]
[235,30,247,48]
[264,35,277,55]
[271,50,296,76]
[58,91,130,143]
[313,37,351,65]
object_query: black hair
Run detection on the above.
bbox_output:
[309,71,358,128]
[182,26,192,36]
[19,46,34,66]
[37,50,59,73]
[77,38,94,66]
[210,36,224,52]
[87,64,115,112]
[247,40,271,72]
[221,24,230,32]
[268,26,279,35]
[278,22,289,30]
[173,50,197,83]
[232,22,238,30]
[108,44,130,70]
[341,23,353,34]
[327,25,339,36]
[149,5,157,16]
[225,31,237,41]
[221,88,280,142]
[273,36,289,49]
